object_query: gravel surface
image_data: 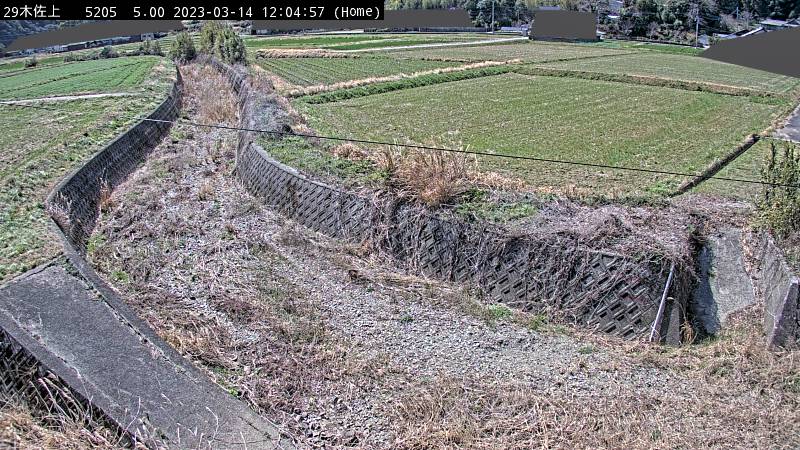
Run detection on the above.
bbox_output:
[87,63,800,449]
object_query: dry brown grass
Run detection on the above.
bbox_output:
[0,397,126,450]
[335,137,526,206]
[623,305,800,396]
[329,142,368,160]
[98,179,115,213]
[379,144,475,207]
[183,64,238,125]
[250,63,299,95]
[197,181,214,200]
[388,373,798,449]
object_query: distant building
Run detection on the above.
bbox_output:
[500,25,529,34]
[609,0,624,14]
[713,18,797,41]
[759,18,800,31]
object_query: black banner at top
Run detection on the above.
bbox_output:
[0,1,383,21]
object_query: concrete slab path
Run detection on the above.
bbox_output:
[0,263,290,449]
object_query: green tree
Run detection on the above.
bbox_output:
[768,0,800,18]
[169,31,196,63]
[199,20,223,53]
[216,27,247,64]
[99,45,118,58]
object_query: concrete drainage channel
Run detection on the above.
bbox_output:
[0,58,798,448]
[212,56,691,343]
[0,68,289,448]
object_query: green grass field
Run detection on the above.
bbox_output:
[693,138,781,201]
[383,41,629,62]
[256,56,462,86]
[0,55,66,74]
[244,33,485,50]
[0,56,162,100]
[581,39,704,55]
[0,57,174,282]
[535,52,800,95]
[298,72,789,197]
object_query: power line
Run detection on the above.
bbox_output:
[2,100,799,189]
[139,117,800,190]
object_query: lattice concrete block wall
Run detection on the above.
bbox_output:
[211,58,688,342]
[47,72,182,251]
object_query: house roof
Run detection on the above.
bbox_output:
[740,27,766,37]
[759,19,799,27]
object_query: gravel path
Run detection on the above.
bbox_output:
[88,64,799,449]
[0,92,137,104]
[774,102,800,143]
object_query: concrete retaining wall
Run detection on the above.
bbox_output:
[46,73,182,251]
[0,69,183,445]
[210,57,691,343]
[749,232,800,348]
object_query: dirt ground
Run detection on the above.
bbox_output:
[85,63,800,449]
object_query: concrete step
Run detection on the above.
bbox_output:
[692,227,757,337]
[0,263,289,449]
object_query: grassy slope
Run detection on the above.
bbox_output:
[692,138,779,201]
[0,56,160,99]
[0,57,174,281]
[256,56,460,86]
[535,52,800,95]
[298,72,787,197]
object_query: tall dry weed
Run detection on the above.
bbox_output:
[378,141,475,207]
[182,65,238,126]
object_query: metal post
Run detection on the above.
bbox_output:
[649,262,676,343]
[695,6,700,47]
[491,0,495,33]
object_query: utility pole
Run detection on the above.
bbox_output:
[491,0,495,33]
[694,3,700,48]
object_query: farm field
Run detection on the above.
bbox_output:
[297,72,789,197]
[0,57,174,282]
[581,39,704,55]
[0,54,65,73]
[381,41,629,62]
[243,33,486,50]
[256,56,462,86]
[0,56,162,100]
[693,138,782,201]
[535,52,800,95]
